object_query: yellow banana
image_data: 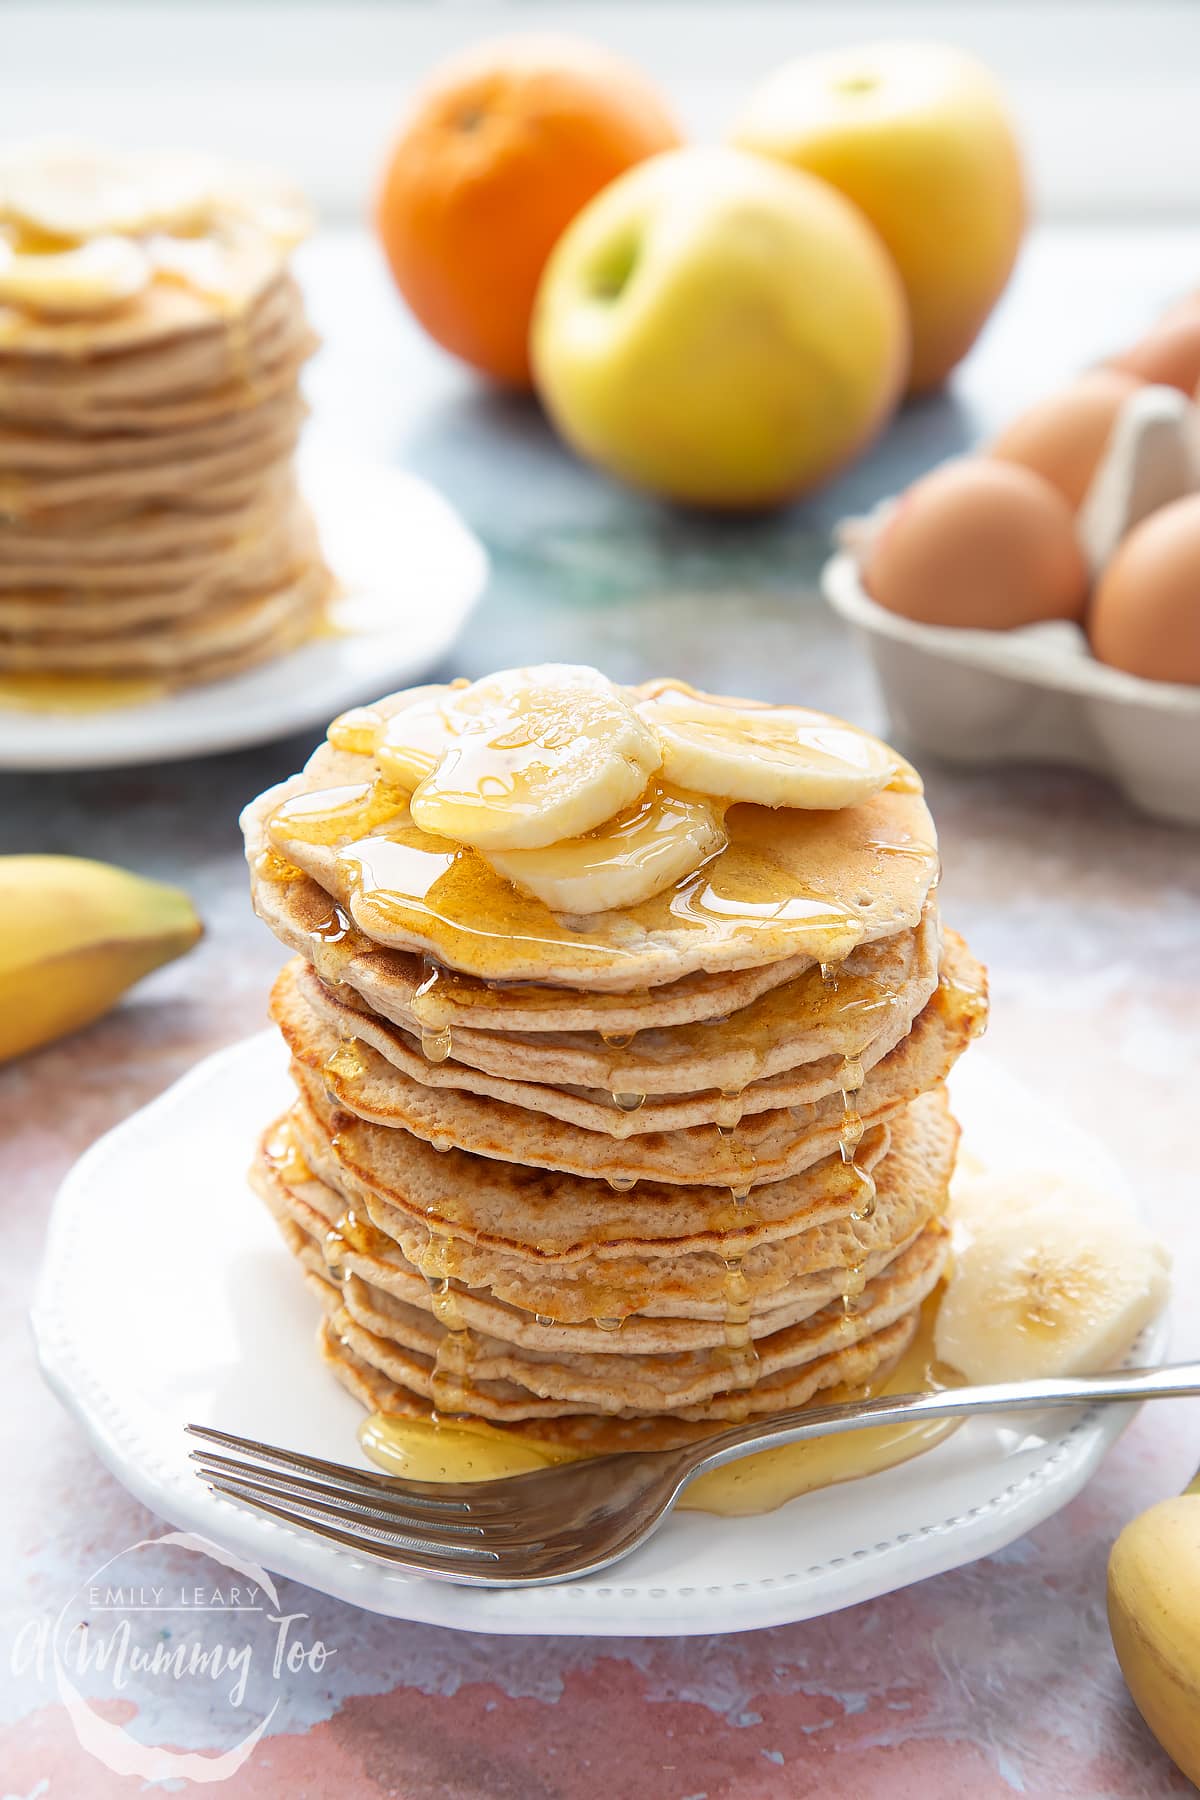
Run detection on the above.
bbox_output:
[0,854,202,1062]
[1107,1472,1200,1785]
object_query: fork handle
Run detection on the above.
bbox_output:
[680,1359,1200,1484]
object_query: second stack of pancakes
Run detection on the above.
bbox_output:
[243,669,987,1453]
[0,140,330,689]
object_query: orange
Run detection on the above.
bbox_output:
[376,35,682,387]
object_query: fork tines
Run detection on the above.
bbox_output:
[186,1423,511,1570]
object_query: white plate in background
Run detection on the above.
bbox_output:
[31,1035,1166,1637]
[0,433,488,772]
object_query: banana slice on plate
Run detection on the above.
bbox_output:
[488,784,726,914]
[635,682,910,809]
[935,1182,1170,1382]
[0,236,150,316]
[400,665,663,852]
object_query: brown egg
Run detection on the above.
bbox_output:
[989,368,1143,508]
[1109,306,1200,394]
[1090,493,1200,682]
[863,457,1089,629]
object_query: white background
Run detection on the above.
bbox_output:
[3,3,1199,222]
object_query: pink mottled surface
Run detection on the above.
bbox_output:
[2,228,1199,1798]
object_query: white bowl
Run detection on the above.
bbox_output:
[822,550,1200,828]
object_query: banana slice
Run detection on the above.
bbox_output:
[488,784,726,914]
[376,695,464,791]
[403,665,663,852]
[0,236,150,316]
[935,1191,1170,1383]
[636,682,908,810]
[0,141,207,240]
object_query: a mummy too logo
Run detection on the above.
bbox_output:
[11,1531,335,1782]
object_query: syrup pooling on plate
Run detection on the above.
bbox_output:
[356,1288,965,1514]
[0,671,169,714]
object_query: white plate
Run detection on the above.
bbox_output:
[32,1034,1166,1638]
[0,434,488,771]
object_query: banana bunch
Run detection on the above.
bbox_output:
[1108,1476,1200,1785]
[0,855,202,1063]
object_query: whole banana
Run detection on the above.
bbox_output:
[1108,1473,1200,1784]
[0,854,202,1062]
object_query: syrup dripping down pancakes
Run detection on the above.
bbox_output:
[0,141,332,700]
[242,668,988,1463]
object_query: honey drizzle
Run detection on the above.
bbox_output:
[265,755,902,994]
[308,902,370,987]
[836,1044,876,1320]
[254,846,305,883]
[410,955,444,1025]
[264,1113,313,1186]
[323,1038,366,1087]
[324,1204,391,1278]
[419,1226,474,1415]
[271,778,411,848]
[420,1024,454,1063]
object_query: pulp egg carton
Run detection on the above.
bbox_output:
[822,384,1200,826]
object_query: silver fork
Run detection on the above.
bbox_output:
[188,1360,1199,1587]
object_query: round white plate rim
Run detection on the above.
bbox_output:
[31,1032,1167,1638]
[0,435,489,771]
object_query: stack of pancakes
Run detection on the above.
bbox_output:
[0,142,330,688]
[243,676,987,1455]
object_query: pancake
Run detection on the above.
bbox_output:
[243,680,940,991]
[288,1076,899,1262]
[253,1085,956,1334]
[307,1227,947,1427]
[0,400,304,521]
[0,499,319,633]
[238,667,988,1471]
[275,916,937,1132]
[278,898,941,1095]
[0,148,328,691]
[0,556,329,674]
[315,1306,925,1454]
[249,865,839,1033]
[275,932,983,1183]
[258,1153,927,1353]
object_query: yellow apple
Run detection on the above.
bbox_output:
[529,145,908,509]
[730,42,1026,393]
